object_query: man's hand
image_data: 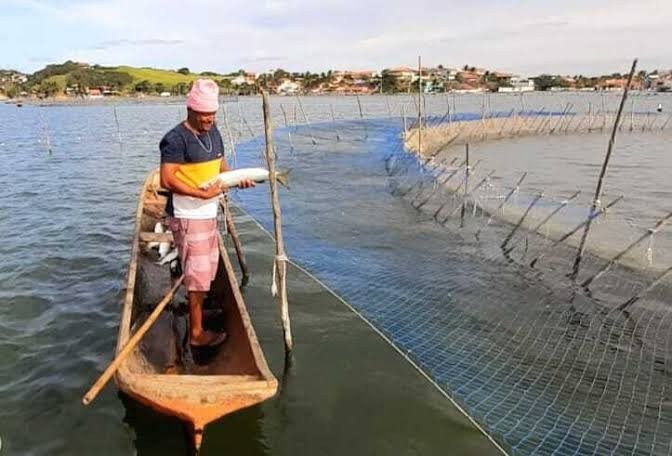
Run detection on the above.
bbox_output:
[200,183,224,199]
[238,179,256,189]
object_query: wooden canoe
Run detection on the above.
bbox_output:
[114,169,278,450]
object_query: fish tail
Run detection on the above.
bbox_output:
[276,169,291,189]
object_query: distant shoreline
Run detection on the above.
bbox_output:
[5,89,672,108]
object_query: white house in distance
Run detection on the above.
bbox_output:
[231,72,257,86]
[499,76,535,93]
[277,79,301,95]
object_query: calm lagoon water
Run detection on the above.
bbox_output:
[1,91,671,455]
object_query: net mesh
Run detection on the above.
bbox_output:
[218,93,672,455]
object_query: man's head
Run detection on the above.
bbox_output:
[186,79,219,132]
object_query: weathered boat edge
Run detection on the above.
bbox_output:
[113,169,278,450]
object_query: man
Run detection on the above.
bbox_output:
[159,79,254,347]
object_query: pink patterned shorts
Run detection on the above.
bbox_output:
[167,217,219,292]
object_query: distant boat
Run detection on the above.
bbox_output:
[16,103,23,107]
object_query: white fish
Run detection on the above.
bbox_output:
[158,241,171,258]
[147,222,164,251]
[157,248,178,265]
[199,167,290,190]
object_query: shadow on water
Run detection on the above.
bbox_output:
[120,391,270,456]
[120,392,190,456]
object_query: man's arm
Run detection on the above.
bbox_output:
[160,163,222,199]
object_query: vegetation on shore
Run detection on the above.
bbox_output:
[1,60,671,99]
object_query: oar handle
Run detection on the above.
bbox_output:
[82,275,184,405]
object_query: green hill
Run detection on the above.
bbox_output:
[113,66,208,86]
[17,61,235,96]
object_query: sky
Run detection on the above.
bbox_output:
[1,0,671,76]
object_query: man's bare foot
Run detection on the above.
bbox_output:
[190,330,227,347]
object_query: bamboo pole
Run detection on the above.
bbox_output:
[113,105,122,153]
[530,195,624,268]
[581,210,672,288]
[501,192,544,250]
[416,159,480,211]
[549,103,571,134]
[220,198,250,287]
[261,91,293,353]
[433,169,494,222]
[530,190,581,234]
[279,104,294,150]
[82,275,185,405]
[40,114,52,154]
[221,104,237,167]
[295,94,317,145]
[460,144,470,227]
[417,56,422,156]
[355,93,368,140]
[661,114,672,131]
[617,265,672,312]
[498,109,515,137]
[329,104,341,141]
[235,102,244,138]
[570,59,637,280]
[475,172,527,239]
[600,91,607,133]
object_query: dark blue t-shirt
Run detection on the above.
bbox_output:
[159,123,225,216]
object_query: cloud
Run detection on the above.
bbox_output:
[91,38,185,50]
[241,55,288,63]
[4,0,672,74]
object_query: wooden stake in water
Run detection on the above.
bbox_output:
[530,190,581,234]
[417,56,423,156]
[460,143,470,227]
[501,192,544,251]
[295,94,317,145]
[261,91,293,353]
[570,58,637,280]
[279,104,294,150]
[221,104,237,167]
[581,210,672,288]
[475,172,528,239]
[617,265,672,311]
[41,114,52,154]
[113,105,123,153]
[531,195,624,268]
[355,94,367,140]
[329,104,341,141]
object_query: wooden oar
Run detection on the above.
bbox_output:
[82,275,184,405]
